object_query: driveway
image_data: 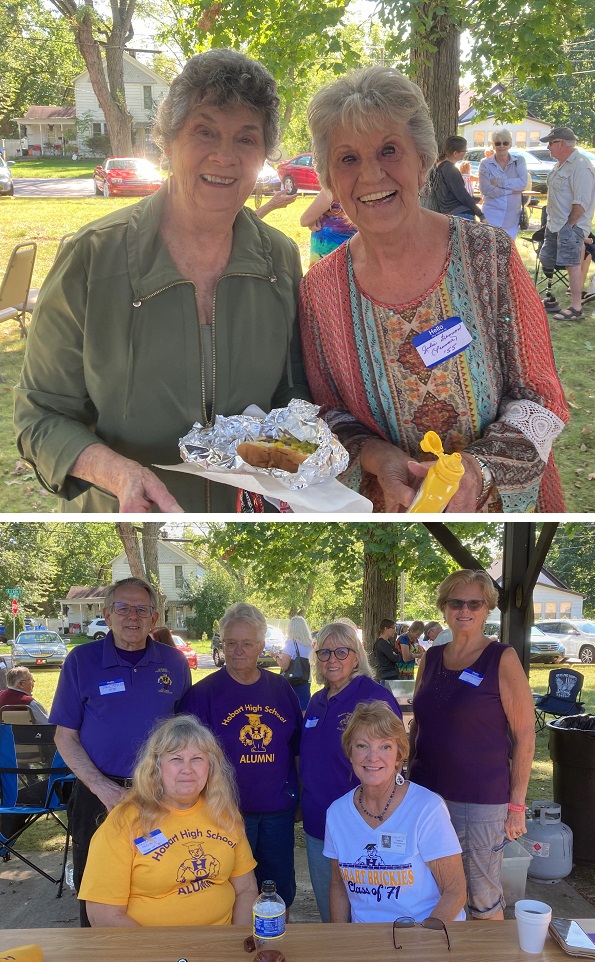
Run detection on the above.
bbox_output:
[12,178,95,198]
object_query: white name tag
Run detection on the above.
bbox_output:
[379,832,407,853]
[99,678,126,695]
[412,316,472,369]
[134,829,169,854]
[304,716,319,728]
[458,669,484,687]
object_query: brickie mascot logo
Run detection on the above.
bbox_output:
[177,842,220,886]
[239,713,273,753]
[339,843,414,904]
[156,669,173,694]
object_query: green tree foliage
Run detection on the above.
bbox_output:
[546,523,595,618]
[0,0,84,136]
[181,564,244,637]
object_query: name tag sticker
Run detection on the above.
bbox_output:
[458,669,484,687]
[134,829,168,855]
[305,716,319,728]
[412,316,472,369]
[380,832,407,853]
[99,678,126,695]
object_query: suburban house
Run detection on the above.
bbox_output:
[9,53,169,158]
[487,559,584,621]
[59,541,205,635]
[458,83,551,148]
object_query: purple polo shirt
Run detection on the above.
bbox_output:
[49,631,191,777]
[179,667,302,814]
[301,674,402,840]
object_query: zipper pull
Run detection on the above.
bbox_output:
[270,274,277,284]
[132,299,141,308]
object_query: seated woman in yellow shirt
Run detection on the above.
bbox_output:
[79,716,257,926]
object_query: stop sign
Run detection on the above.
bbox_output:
[11,599,18,615]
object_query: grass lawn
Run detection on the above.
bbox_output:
[7,157,101,179]
[0,195,594,510]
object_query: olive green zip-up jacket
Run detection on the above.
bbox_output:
[14,188,310,512]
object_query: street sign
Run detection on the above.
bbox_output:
[6,588,23,599]
[11,600,18,615]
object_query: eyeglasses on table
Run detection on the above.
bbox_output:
[393,916,451,951]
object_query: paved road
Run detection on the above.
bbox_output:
[13,177,96,198]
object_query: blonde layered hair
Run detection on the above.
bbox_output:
[436,569,499,614]
[342,700,409,765]
[114,715,241,837]
[311,622,373,687]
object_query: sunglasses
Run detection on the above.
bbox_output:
[493,141,510,146]
[393,917,450,951]
[547,139,564,146]
[316,647,355,662]
[445,599,486,611]
[110,603,155,617]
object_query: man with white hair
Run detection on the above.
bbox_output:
[0,666,49,723]
[539,127,595,320]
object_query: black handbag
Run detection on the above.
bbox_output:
[281,641,310,686]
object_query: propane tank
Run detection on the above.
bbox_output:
[524,801,573,881]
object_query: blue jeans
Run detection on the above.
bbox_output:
[292,682,311,711]
[243,807,296,908]
[305,832,331,922]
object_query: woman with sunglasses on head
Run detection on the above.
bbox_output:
[478,130,528,239]
[408,570,535,921]
[325,701,466,924]
[300,623,402,923]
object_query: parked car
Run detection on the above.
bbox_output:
[535,620,595,665]
[276,153,320,194]
[253,161,281,196]
[463,147,551,193]
[93,157,163,198]
[211,624,285,667]
[482,623,564,662]
[0,157,15,197]
[525,146,595,170]
[172,634,198,670]
[11,630,68,668]
[86,617,108,640]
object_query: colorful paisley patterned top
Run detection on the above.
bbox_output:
[299,218,569,512]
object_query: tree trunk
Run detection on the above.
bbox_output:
[116,522,144,578]
[410,13,461,155]
[362,551,398,658]
[141,523,166,623]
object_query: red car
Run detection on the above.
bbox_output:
[276,153,320,194]
[173,635,198,670]
[94,157,163,198]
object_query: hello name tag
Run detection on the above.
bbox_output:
[134,829,168,855]
[412,317,472,369]
[305,716,319,728]
[99,678,126,695]
[379,832,407,853]
[458,669,484,687]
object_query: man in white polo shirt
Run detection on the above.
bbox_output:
[539,127,595,321]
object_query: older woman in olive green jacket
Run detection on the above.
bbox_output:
[14,50,309,513]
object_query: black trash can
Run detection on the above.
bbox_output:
[547,716,595,865]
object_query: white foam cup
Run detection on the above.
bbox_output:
[514,900,552,954]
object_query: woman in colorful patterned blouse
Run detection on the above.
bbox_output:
[299,66,569,512]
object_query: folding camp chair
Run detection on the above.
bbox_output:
[534,668,585,733]
[0,722,73,896]
[26,233,75,314]
[0,241,37,338]
[530,209,570,310]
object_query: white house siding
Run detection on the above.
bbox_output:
[533,585,583,621]
[460,119,551,149]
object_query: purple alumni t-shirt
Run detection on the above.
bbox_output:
[179,667,302,814]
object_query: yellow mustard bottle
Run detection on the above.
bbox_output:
[0,946,43,962]
[408,431,465,513]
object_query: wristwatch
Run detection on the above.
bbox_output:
[468,453,493,506]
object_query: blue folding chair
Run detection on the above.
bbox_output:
[0,722,73,896]
[534,668,585,733]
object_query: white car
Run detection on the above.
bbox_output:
[87,617,108,640]
[535,620,595,665]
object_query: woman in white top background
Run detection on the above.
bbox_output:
[478,129,528,239]
[273,615,314,710]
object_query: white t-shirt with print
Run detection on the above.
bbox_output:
[323,780,464,923]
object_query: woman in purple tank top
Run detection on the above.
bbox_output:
[408,570,535,921]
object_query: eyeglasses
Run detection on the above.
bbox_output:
[110,603,155,617]
[547,139,563,146]
[445,599,485,611]
[493,141,510,146]
[222,641,257,651]
[393,917,450,951]
[316,647,355,662]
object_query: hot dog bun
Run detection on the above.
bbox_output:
[237,438,316,474]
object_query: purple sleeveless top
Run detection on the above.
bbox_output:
[409,641,512,804]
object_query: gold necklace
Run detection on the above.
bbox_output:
[358,782,398,822]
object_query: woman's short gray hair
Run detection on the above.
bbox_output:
[307,65,438,192]
[153,48,280,156]
[219,602,267,644]
[311,622,373,687]
[490,128,513,146]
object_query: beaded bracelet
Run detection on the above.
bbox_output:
[508,803,525,812]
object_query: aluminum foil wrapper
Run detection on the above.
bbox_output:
[179,399,348,490]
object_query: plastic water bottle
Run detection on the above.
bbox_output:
[253,879,286,959]
[64,861,75,891]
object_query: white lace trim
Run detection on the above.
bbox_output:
[500,399,565,462]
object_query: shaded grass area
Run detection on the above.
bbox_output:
[0,199,594,510]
